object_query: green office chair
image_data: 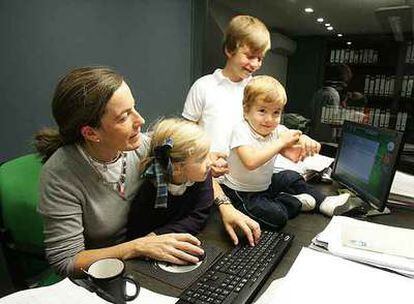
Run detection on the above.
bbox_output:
[0,154,60,291]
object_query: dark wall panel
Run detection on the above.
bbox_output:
[0,0,193,162]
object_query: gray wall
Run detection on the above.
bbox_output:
[0,0,197,162]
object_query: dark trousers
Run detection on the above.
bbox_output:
[222,170,326,230]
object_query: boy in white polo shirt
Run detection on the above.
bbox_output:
[221,76,353,229]
[183,15,320,173]
[183,15,269,155]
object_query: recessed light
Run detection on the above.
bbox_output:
[337,33,343,37]
[347,41,352,45]
[317,18,324,23]
[325,23,331,27]
[327,26,334,31]
[304,7,314,13]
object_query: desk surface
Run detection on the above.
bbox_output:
[126,181,414,299]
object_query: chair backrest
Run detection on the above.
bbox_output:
[0,153,60,291]
[0,154,44,253]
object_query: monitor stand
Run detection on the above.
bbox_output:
[336,190,391,218]
[364,205,391,217]
[353,197,391,218]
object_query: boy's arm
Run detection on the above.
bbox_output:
[277,123,321,159]
[182,79,204,123]
[235,129,302,170]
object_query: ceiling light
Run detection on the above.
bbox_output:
[327,26,334,31]
[337,33,343,37]
[304,8,314,13]
[325,23,331,27]
[317,18,324,22]
[347,41,352,45]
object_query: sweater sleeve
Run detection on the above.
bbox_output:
[153,173,214,236]
[37,166,85,277]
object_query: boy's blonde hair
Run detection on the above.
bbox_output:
[243,76,287,112]
[224,15,271,55]
[142,118,210,171]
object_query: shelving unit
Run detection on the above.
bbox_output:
[318,35,413,144]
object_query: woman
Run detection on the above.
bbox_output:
[36,66,260,277]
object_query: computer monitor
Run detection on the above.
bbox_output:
[332,121,404,214]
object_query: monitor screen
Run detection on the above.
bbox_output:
[332,121,404,211]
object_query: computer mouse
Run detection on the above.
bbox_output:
[197,250,206,262]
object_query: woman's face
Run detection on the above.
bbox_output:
[96,81,145,153]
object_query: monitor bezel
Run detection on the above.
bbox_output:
[332,121,404,212]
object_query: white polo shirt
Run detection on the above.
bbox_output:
[223,120,281,192]
[182,69,251,154]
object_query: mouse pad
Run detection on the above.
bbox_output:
[127,243,224,289]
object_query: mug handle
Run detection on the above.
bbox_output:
[122,274,140,301]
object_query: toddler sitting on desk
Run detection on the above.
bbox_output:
[221,76,353,229]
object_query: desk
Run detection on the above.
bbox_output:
[126,181,414,300]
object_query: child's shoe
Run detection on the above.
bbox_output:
[293,193,316,212]
[319,193,352,217]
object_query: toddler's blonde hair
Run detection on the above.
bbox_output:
[243,75,287,112]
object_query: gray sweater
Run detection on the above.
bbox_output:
[38,139,148,276]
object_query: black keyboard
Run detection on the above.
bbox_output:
[176,230,294,304]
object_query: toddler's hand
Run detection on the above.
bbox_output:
[280,144,302,163]
[278,129,302,148]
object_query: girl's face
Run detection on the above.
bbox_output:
[176,154,211,183]
[244,100,282,136]
[95,81,145,153]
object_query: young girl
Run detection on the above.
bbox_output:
[127,118,214,239]
[221,76,351,230]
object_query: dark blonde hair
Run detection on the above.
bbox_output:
[223,15,271,55]
[34,66,123,162]
[141,118,210,172]
[243,75,287,112]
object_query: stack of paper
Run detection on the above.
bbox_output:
[255,248,414,304]
[389,170,414,206]
[310,216,414,277]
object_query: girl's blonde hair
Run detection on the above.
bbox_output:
[141,118,210,172]
[224,15,271,55]
[243,75,287,112]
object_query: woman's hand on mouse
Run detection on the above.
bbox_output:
[130,233,204,265]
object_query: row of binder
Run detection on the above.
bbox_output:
[363,74,396,97]
[329,48,379,64]
[320,105,409,131]
[405,41,414,64]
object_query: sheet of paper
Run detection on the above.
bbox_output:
[390,170,414,199]
[0,278,178,304]
[315,216,414,275]
[255,248,413,304]
[274,153,334,174]
[300,153,334,172]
